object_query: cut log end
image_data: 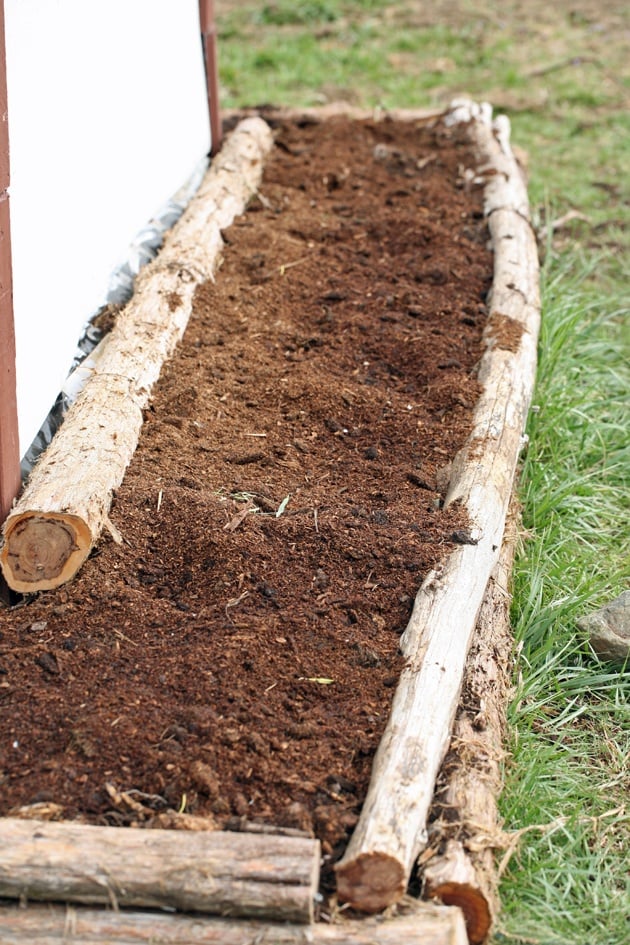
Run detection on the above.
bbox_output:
[335,851,406,913]
[425,882,491,945]
[0,512,91,593]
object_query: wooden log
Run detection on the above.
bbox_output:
[422,841,491,945]
[0,116,274,593]
[224,102,445,126]
[0,817,319,923]
[0,899,468,945]
[421,511,518,944]
[335,101,540,914]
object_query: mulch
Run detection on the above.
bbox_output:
[0,113,492,896]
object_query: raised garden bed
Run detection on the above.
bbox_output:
[0,101,539,943]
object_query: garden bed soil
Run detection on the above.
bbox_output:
[0,115,492,894]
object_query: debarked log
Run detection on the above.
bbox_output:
[421,510,518,944]
[0,817,319,923]
[0,117,274,593]
[423,841,491,945]
[0,898,468,945]
[335,101,540,915]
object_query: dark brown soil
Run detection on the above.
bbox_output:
[0,115,492,890]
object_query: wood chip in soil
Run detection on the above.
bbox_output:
[0,115,492,896]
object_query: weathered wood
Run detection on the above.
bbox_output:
[0,899,468,945]
[0,116,274,593]
[422,512,518,944]
[423,841,491,945]
[0,817,319,923]
[335,101,540,913]
[224,103,445,126]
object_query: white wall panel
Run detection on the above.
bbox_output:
[5,0,210,454]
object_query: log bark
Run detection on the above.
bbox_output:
[0,116,274,593]
[0,817,319,923]
[335,101,540,914]
[421,511,518,944]
[0,899,468,945]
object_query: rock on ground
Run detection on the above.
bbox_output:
[577,590,630,662]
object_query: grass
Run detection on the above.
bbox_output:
[498,255,629,944]
[214,2,629,941]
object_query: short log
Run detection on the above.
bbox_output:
[0,817,319,923]
[422,512,518,943]
[335,101,540,913]
[0,899,468,945]
[423,841,491,945]
[0,116,274,593]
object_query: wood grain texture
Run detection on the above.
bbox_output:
[0,817,319,923]
[422,512,518,943]
[0,899,468,945]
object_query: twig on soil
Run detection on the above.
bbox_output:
[278,255,311,276]
[225,590,249,618]
[112,627,138,647]
[224,499,259,532]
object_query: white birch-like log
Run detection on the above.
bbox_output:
[0,899,468,945]
[0,817,319,923]
[335,101,540,913]
[421,512,518,944]
[0,117,274,593]
[224,103,445,125]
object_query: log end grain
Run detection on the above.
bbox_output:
[0,511,91,593]
[335,851,406,913]
[425,880,491,945]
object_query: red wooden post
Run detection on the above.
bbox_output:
[198,0,222,156]
[0,1,21,525]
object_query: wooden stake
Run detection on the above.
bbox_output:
[0,898,468,945]
[0,117,273,593]
[0,817,319,923]
[335,101,540,914]
[421,512,518,944]
[199,0,222,155]
[0,2,21,528]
